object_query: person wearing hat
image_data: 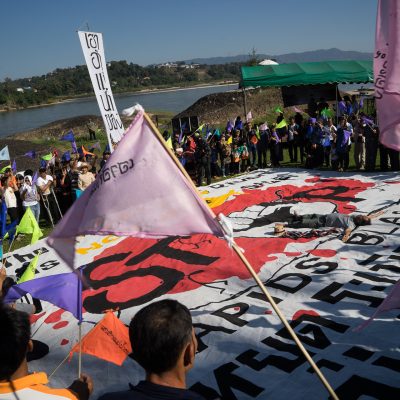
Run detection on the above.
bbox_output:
[78,163,95,191]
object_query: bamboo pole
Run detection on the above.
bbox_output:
[143,111,339,400]
[231,242,339,400]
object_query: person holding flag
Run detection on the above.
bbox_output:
[19,175,40,223]
[0,304,93,400]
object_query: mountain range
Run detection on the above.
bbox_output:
[182,48,373,65]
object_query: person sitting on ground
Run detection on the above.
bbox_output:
[98,299,204,400]
[78,163,95,191]
[0,302,93,400]
[279,210,384,242]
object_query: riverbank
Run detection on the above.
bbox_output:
[0,80,238,113]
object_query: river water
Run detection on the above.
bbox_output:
[0,83,238,137]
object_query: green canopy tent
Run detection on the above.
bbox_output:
[240,60,373,120]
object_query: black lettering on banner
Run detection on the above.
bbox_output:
[380,216,400,226]
[190,382,221,400]
[267,273,312,294]
[247,290,283,304]
[335,375,400,398]
[276,314,349,349]
[306,358,344,373]
[312,282,383,307]
[294,257,338,274]
[211,303,249,327]
[372,356,400,372]
[40,260,60,271]
[354,271,397,284]
[252,337,315,373]
[214,362,264,399]
[347,233,384,245]
[193,323,236,353]
[289,185,363,203]
[343,346,374,361]
[369,259,400,275]
[125,237,218,266]
[83,264,184,313]
[359,253,383,265]
[12,247,48,264]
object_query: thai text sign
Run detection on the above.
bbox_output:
[78,31,125,150]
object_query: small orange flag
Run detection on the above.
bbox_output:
[82,145,95,157]
[69,312,132,366]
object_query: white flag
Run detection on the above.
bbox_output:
[0,146,10,161]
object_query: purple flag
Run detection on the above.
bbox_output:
[11,159,17,174]
[359,97,364,109]
[226,120,234,132]
[355,279,400,331]
[25,150,36,159]
[60,130,75,142]
[338,101,347,113]
[178,122,187,145]
[362,116,374,126]
[71,141,78,154]
[32,171,39,185]
[375,0,400,151]
[4,272,82,320]
[48,111,225,269]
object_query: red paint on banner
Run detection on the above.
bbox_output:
[292,309,320,321]
[44,309,65,324]
[284,252,302,257]
[30,312,45,324]
[60,339,69,346]
[308,249,337,257]
[53,321,69,330]
[305,176,320,183]
[213,178,373,216]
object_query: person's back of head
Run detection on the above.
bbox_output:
[129,299,193,375]
[0,303,31,380]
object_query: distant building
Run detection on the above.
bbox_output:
[258,59,279,66]
[16,88,24,93]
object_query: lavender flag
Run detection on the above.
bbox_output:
[71,141,78,154]
[24,150,36,159]
[4,271,82,320]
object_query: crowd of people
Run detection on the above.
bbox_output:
[170,96,399,186]
[0,150,110,229]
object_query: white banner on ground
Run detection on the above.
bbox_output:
[78,31,125,151]
[4,170,400,399]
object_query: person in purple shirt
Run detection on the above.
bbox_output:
[98,300,206,400]
[269,124,281,167]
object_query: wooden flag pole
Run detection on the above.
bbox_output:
[143,112,339,400]
[230,242,339,400]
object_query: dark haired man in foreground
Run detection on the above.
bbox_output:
[99,299,204,400]
[0,303,93,400]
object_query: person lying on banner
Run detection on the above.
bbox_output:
[0,303,93,400]
[275,210,385,242]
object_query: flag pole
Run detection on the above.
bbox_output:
[230,242,339,400]
[143,111,339,400]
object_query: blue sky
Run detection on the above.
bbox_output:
[0,0,377,80]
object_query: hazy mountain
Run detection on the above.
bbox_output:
[183,48,373,65]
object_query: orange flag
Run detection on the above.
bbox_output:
[69,312,132,366]
[82,145,95,157]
